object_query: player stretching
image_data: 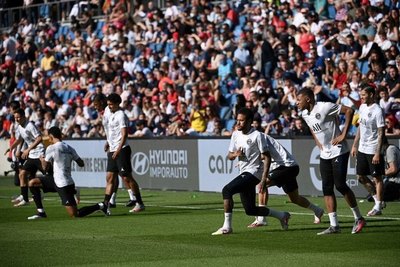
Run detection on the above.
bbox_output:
[212,108,290,235]
[28,126,104,219]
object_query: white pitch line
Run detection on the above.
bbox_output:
[2,196,400,221]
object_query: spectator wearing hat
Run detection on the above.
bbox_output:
[40,47,55,72]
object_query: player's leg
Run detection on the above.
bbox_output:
[279,166,324,224]
[318,157,340,235]
[17,169,29,205]
[248,188,269,228]
[118,146,145,213]
[109,174,119,208]
[27,178,46,219]
[332,152,365,234]
[59,185,102,218]
[368,153,385,215]
[212,173,244,235]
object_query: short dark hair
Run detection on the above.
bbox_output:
[93,93,107,107]
[361,85,376,95]
[48,126,62,139]
[14,108,25,117]
[10,101,20,111]
[107,93,122,104]
[237,107,254,122]
[298,88,315,99]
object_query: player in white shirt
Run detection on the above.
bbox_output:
[93,94,137,210]
[27,126,105,219]
[212,108,291,235]
[248,134,324,228]
[351,86,385,216]
[296,88,366,235]
[103,93,145,213]
[5,108,45,207]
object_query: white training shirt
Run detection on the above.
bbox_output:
[264,134,297,171]
[15,121,45,159]
[357,103,385,155]
[229,128,268,180]
[45,141,79,188]
[107,109,128,152]
[301,102,349,159]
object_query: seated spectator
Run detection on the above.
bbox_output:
[290,118,311,136]
[385,114,400,136]
[133,119,153,137]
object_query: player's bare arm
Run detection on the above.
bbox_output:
[351,127,361,157]
[332,105,354,146]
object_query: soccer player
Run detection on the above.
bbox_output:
[351,86,385,216]
[28,126,104,219]
[102,93,145,213]
[212,108,291,235]
[248,134,324,228]
[296,88,366,235]
[93,94,137,209]
[5,108,45,207]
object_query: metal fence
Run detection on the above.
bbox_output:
[0,0,229,31]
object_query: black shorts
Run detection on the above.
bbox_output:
[39,175,57,193]
[356,151,384,176]
[106,146,132,176]
[269,165,299,194]
[56,184,77,206]
[21,158,44,178]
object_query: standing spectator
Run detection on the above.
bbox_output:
[1,32,17,60]
[297,88,365,235]
[351,86,385,216]
[211,108,290,235]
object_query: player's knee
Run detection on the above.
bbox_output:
[28,178,40,187]
[357,175,369,185]
[120,172,131,179]
[323,186,335,196]
[243,206,257,216]
[335,183,350,195]
[222,185,233,199]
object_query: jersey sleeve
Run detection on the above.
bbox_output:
[44,145,54,162]
[326,102,342,117]
[69,145,80,161]
[376,106,385,128]
[118,112,128,129]
[228,131,237,152]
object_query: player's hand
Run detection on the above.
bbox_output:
[331,134,344,146]
[104,143,109,152]
[112,150,120,160]
[372,153,380,164]
[21,150,29,160]
[234,147,244,158]
[351,146,357,157]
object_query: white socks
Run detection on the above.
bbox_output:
[128,189,136,201]
[328,212,339,227]
[222,213,232,229]
[110,192,117,204]
[350,206,362,220]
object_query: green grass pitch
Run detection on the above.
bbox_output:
[1,176,399,267]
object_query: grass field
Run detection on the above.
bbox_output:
[1,176,400,267]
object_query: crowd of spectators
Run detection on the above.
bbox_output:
[0,0,400,140]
